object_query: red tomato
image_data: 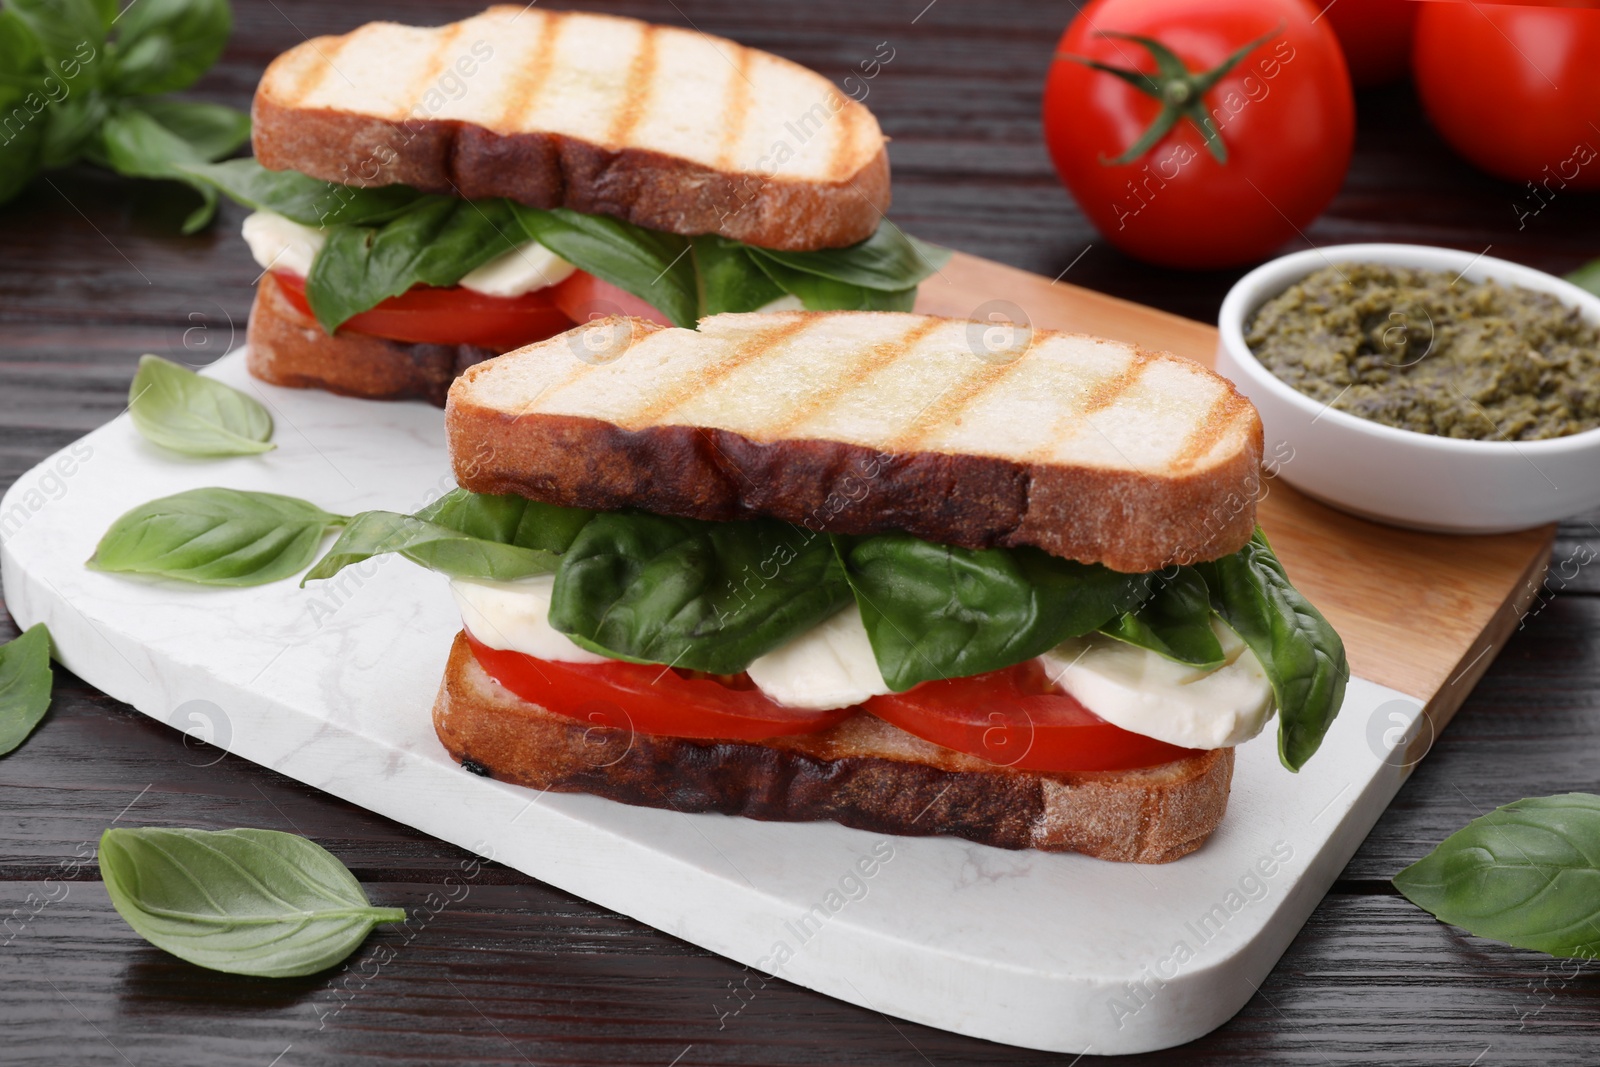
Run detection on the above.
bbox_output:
[550,271,674,326]
[465,633,852,741]
[270,273,573,350]
[864,659,1201,773]
[1323,0,1417,88]
[1042,0,1354,268]
[1413,4,1600,191]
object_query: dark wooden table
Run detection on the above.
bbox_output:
[5,2,1600,1063]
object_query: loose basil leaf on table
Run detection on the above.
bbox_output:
[89,488,346,586]
[841,534,1151,691]
[100,827,406,978]
[751,220,950,291]
[307,197,525,331]
[550,513,853,673]
[0,624,53,758]
[693,235,787,315]
[1100,564,1224,669]
[179,158,428,227]
[1195,528,1347,771]
[748,254,918,312]
[128,354,275,456]
[106,0,231,97]
[513,204,700,327]
[1394,794,1600,959]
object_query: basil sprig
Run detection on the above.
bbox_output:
[0,624,54,758]
[89,488,347,586]
[128,354,275,456]
[841,534,1149,690]
[191,158,947,329]
[1396,794,1600,959]
[0,0,250,232]
[1195,529,1347,771]
[100,827,406,977]
[306,494,1345,768]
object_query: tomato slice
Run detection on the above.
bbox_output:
[864,660,1202,772]
[549,270,674,326]
[465,632,852,741]
[271,272,574,350]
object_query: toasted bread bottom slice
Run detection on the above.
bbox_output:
[245,274,504,407]
[433,632,1233,863]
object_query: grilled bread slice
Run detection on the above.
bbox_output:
[434,632,1234,862]
[252,6,889,251]
[445,311,1264,573]
[246,274,501,406]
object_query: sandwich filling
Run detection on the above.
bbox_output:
[306,489,1347,777]
[188,159,946,350]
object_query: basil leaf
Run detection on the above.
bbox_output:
[89,488,345,586]
[0,78,45,202]
[750,220,949,291]
[550,513,852,673]
[1395,794,1600,959]
[749,253,917,311]
[128,354,275,456]
[7,0,105,67]
[841,534,1150,691]
[1195,529,1347,771]
[132,100,250,161]
[303,511,562,586]
[1100,565,1224,669]
[38,92,108,170]
[415,489,592,555]
[513,204,699,327]
[178,158,428,227]
[99,105,219,232]
[1568,259,1600,299]
[100,827,406,978]
[307,198,523,331]
[109,0,230,96]
[693,235,785,315]
[0,624,53,757]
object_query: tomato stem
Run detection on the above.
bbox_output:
[1058,24,1282,167]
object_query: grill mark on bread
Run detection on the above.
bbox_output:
[828,91,858,182]
[767,317,945,438]
[606,24,660,147]
[715,48,755,170]
[289,33,346,105]
[1171,393,1250,474]
[888,344,1031,452]
[404,21,471,122]
[631,317,815,426]
[495,11,566,132]
[1081,349,1155,414]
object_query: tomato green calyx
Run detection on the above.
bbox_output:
[1059,24,1283,167]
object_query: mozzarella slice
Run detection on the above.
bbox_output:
[450,576,608,664]
[745,604,892,710]
[240,210,574,296]
[1037,621,1275,750]
[242,210,325,277]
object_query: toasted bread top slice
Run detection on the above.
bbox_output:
[252,6,890,250]
[446,312,1264,571]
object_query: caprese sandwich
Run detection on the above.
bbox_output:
[305,311,1347,863]
[187,6,942,406]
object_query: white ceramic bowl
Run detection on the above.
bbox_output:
[1215,243,1600,533]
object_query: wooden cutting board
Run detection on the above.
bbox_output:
[917,252,1555,769]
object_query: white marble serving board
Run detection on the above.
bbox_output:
[0,350,1422,1055]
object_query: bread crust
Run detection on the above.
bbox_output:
[251,98,890,253]
[446,408,1261,574]
[433,632,1233,863]
[245,274,503,407]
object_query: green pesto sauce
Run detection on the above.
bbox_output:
[1245,263,1600,441]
